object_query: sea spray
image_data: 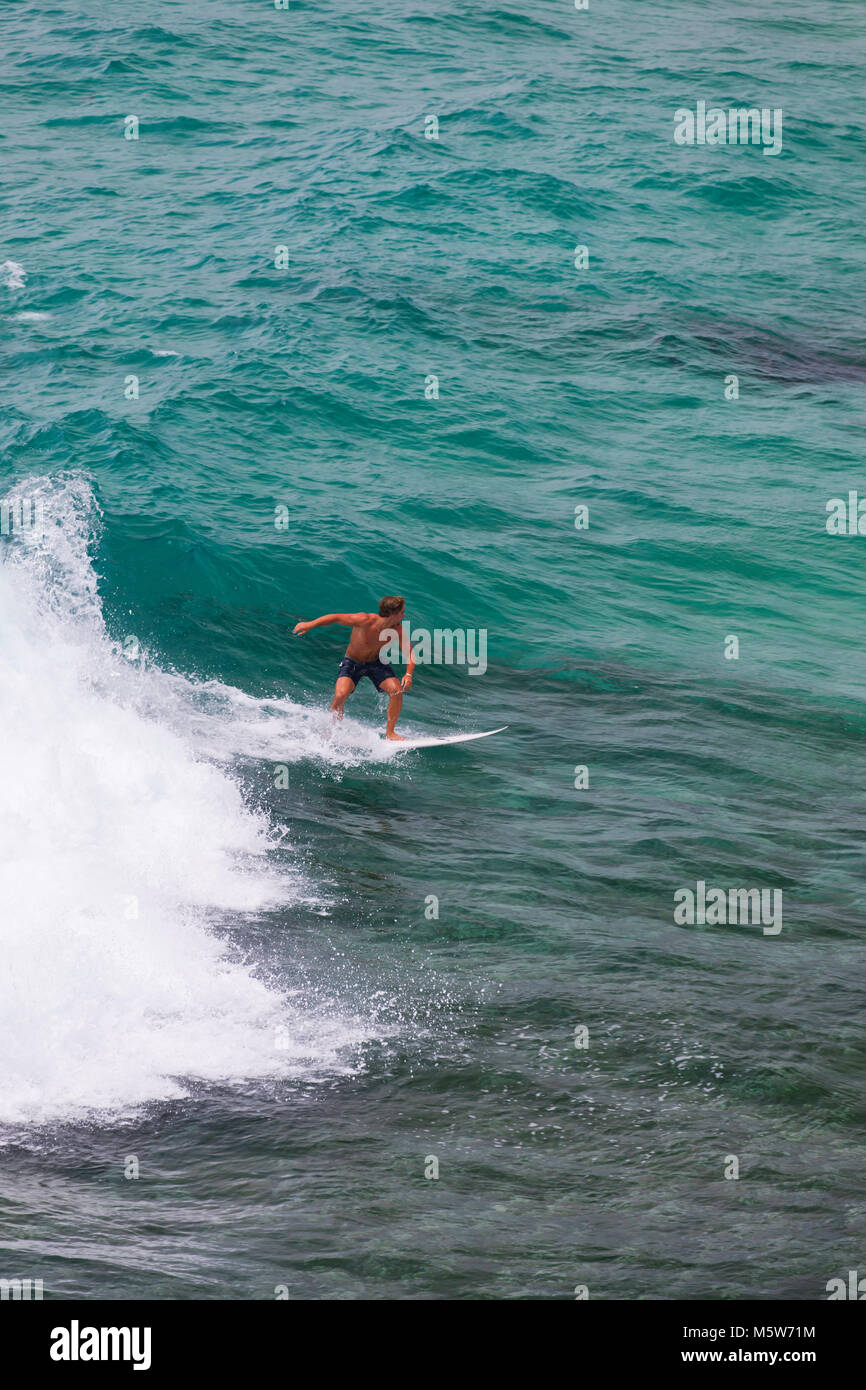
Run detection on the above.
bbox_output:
[0,476,376,1125]
[0,259,26,289]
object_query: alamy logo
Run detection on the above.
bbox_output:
[50,1321,152,1371]
[380,621,487,675]
[674,102,783,157]
[0,1278,43,1300]
[674,881,782,935]
[826,1271,866,1299]
[0,495,44,538]
[826,493,866,535]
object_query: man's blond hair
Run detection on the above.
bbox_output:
[379,595,405,617]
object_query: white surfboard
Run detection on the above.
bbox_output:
[386,725,508,751]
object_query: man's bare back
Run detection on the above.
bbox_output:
[341,613,399,662]
[292,596,414,740]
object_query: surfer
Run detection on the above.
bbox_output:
[293,596,415,740]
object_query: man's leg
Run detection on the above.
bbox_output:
[331,676,356,720]
[379,677,405,740]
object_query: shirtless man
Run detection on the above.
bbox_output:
[293,596,415,740]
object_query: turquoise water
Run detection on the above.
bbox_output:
[1,0,865,1299]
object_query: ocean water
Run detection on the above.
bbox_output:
[1,0,865,1300]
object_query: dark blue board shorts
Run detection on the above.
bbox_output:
[337,655,397,691]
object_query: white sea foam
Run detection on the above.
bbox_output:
[13,311,52,323]
[1,259,27,289]
[0,475,381,1128]
[169,680,409,768]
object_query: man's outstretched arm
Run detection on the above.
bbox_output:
[293,612,366,636]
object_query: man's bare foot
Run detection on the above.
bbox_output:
[385,730,406,741]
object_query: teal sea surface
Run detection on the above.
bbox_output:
[1,0,865,1298]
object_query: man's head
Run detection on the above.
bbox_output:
[379,595,405,619]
